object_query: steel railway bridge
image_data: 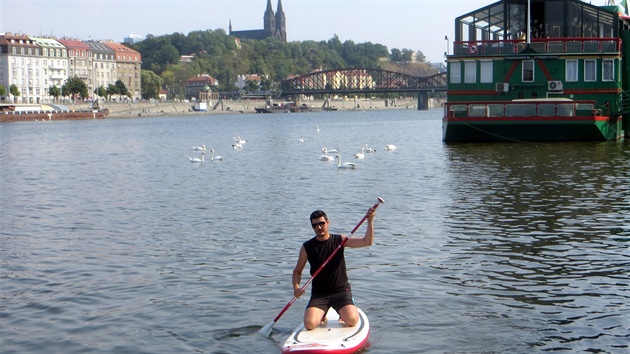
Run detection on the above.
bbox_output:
[279,69,447,110]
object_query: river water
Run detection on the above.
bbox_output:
[1,109,628,353]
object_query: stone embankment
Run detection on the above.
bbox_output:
[77,97,443,119]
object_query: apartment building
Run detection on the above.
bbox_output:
[86,41,117,94]
[0,33,141,102]
[103,41,141,99]
[58,39,94,96]
[29,36,69,100]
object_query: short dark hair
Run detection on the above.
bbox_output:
[310,210,328,222]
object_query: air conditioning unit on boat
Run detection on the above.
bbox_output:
[548,80,563,91]
[496,83,509,93]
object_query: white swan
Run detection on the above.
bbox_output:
[193,144,206,151]
[210,149,223,161]
[335,154,356,169]
[316,125,320,133]
[299,135,304,143]
[322,147,339,154]
[364,144,377,153]
[232,142,243,149]
[234,136,247,144]
[190,152,205,163]
[385,144,398,151]
[354,147,366,159]
[319,154,334,161]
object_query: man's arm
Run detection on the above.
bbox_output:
[345,207,376,248]
[292,246,308,297]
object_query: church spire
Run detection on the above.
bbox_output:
[263,0,276,36]
[275,0,286,42]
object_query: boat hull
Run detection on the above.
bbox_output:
[442,115,622,142]
[0,109,110,122]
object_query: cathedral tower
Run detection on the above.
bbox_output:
[275,0,287,41]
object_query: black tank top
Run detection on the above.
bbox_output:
[303,234,349,296]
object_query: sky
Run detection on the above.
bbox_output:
[0,0,616,64]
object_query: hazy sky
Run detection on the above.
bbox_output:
[0,0,614,64]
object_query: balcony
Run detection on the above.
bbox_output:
[452,38,620,57]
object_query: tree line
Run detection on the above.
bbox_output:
[132,29,426,99]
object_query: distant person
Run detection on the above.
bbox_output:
[292,207,376,330]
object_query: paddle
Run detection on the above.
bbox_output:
[259,197,384,337]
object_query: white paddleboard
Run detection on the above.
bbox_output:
[281,307,370,354]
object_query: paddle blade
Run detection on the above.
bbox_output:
[259,321,275,337]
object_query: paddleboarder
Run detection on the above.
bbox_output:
[292,207,376,330]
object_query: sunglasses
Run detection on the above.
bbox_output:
[311,221,327,228]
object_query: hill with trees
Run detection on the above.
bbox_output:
[131,29,437,99]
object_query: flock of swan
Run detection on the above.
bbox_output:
[190,130,398,168]
[319,143,398,170]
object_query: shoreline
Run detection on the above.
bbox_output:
[100,97,443,118]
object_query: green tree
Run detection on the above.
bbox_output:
[106,84,120,100]
[401,49,415,62]
[49,85,61,101]
[115,80,130,98]
[95,85,107,98]
[0,84,5,99]
[390,48,402,62]
[141,70,163,99]
[10,84,20,102]
[62,76,88,100]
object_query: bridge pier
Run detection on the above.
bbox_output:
[417,92,429,110]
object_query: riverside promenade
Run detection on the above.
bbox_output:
[97,96,441,118]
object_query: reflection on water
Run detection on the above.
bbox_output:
[441,142,630,352]
[1,112,628,353]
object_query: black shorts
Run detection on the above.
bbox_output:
[307,287,355,313]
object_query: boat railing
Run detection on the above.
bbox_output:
[452,38,620,56]
[445,100,600,119]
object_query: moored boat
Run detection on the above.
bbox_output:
[443,0,630,142]
[0,103,110,122]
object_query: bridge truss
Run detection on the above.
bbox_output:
[280,68,447,96]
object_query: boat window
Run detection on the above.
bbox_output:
[480,61,493,83]
[506,104,536,117]
[450,62,461,84]
[464,61,476,83]
[538,104,555,117]
[450,105,467,112]
[487,104,504,117]
[566,60,578,82]
[575,103,593,112]
[468,105,486,117]
[557,104,574,116]
[602,59,614,81]
[584,59,597,82]
[522,60,534,82]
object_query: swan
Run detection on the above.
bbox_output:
[316,125,320,133]
[190,152,205,163]
[193,144,206,151]
[234,136,247,144]
[322,147,339,154]
[335,154,356,169]
[364,144,377,153]
[385,144,398,151]
[354,147,366,159]
[232,142,243,149]
[319,154,334,161]
[299,135,304,143]
[210,149,223,161]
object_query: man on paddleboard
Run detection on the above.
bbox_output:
[292,208,376,330]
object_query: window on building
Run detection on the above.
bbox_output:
[585,59,597,81]
[522,60,534,82]
[480,60,493,83]
[566,60,578,81]
[464,61,477,83]
[450,62,461,83]
[602,59,614,81]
